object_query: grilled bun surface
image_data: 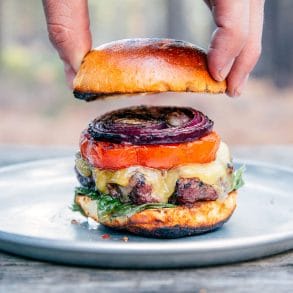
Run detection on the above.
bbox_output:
[73,38,226,101]
[75,191,237,238]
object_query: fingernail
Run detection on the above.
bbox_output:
[217,60,234,81]
[234,74,249,96]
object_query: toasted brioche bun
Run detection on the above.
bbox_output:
[75,191,237,238]
[73,38,226,101]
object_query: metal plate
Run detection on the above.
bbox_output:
[0,158,292,268]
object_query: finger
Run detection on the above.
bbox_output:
[42,0,92,73]
[207,0,250,81]
[226,0,265,96]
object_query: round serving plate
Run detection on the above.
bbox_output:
[0,158,292,268]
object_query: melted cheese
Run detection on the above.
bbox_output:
[92,142,232,203]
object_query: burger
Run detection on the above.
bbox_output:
[72,38,244,238]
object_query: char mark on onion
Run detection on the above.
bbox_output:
[88,106,213,145]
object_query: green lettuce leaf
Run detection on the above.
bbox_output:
[70,202,86,216]
[73,186,175,219]
[232,165,245,190]
[97,194,175,220]
[74,186,99,200]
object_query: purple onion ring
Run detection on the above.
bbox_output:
[88,106,213,145]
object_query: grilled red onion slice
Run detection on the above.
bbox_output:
[88,106,213,145]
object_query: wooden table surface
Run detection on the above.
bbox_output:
[0,145,292,293]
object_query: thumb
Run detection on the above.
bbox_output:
[43,0,92,73]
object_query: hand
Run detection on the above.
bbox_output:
[42,0,92,87]
[205,0,265,96]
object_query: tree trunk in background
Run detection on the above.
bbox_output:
[255,0,293,88]
[165,0,188,41]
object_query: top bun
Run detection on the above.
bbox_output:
[73,38,226,101]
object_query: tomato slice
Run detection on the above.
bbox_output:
[80,131,220,170]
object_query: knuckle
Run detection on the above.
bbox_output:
[219,15,249,41]
[228,27,249,45]
[48,23,71,47]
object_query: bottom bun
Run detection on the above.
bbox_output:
[75,191,237,238]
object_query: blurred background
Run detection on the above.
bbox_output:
[0,0,292,146]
